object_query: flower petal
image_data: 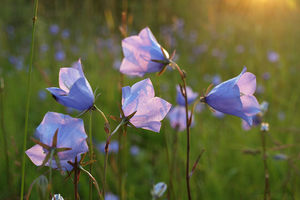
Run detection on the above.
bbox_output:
[241,95,260,116]
[237,72,256,95]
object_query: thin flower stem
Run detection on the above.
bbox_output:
[261,131,271,200]
[80,165,104,200]
[0,78,11,188]
[103,120,125,196]
[94,105,109,125]
[20,0,38,199]
[89,112,93,200]
[172,61,192,200]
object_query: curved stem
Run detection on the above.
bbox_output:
[20,0,38,199]
[88,112,93,200]
[80,165,103,200]
[94,105,109,125]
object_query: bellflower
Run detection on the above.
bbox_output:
[203,67,260,126]
[122,78,172,132]
[26,112,88,171]
[47,59,94,111]
[176,85,198,106]
[168,106,193,132]
[120,27,170,77]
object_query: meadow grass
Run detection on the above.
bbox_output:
[0,0,300,199]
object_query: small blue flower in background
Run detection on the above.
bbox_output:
[9,56,24,71]
[105,193,119,200]
[38,90,47,101]
[235,45,245,54]
[262,72,271,80]
[55,50,65,61]
[203,67,260,126]
[273,154,288,161]
[61,29,70,39]
[212,74,222,85]
[130,145,140,156]
[49,24,60,35]
[40,44,49,53]
[267,51,279,63]
[47,59,95,111]
[26,112,89,171]
[97,140,119,154]
[176,85,198,106]
[122,78,172,132]
[120,27,170,77]
[168,106,193,131]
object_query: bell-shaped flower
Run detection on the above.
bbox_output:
[167,106,194,131]
[204,67,260,126]
[176,85,198,106]
[121,78,172,132]
[120,27,170,77]
[26,112,89,171]
[47,59,94,111]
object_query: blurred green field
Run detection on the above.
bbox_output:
[1,0,300,199]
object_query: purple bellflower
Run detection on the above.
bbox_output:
[47,59,94,111]
[122,78,172,132]
[202,67,260,126]
[120,27,170,77]
[168,106,193,132]
[26,112,88,171]
[176,85,198,106]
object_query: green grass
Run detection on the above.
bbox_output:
[0,0,300,199]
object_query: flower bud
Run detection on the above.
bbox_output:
[151,182,167,199]
[52,194,64,200]
[261,122,269,132]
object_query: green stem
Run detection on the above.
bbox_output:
[80,165,103,200]
[94,105,109,125]
[20,0,38,199]
[172,61,192,200]
[103,120,125,196]
[0,78,11,188]
[89,112,93,200]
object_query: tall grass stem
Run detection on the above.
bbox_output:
[20,0,39,199]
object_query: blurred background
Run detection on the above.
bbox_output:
[0,0,300,199]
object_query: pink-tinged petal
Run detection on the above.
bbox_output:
[26,144,46,166]
[59,68,81,92]
[122,78,155,116]
[120,27,169,77]
[71,59,84,77]
[241,95,260,116]
[122,78,172,132]
[237,72,256,95]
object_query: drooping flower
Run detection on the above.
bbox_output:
[122,78,172,132]
[167,106,193,132]
[47,59,94,111]
[105,193,119,200]
[176,85,198,106]
[203,67,260,126]
[120,27,170,77]
[26,112,89,171]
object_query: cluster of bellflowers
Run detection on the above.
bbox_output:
[26,26,263,199]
